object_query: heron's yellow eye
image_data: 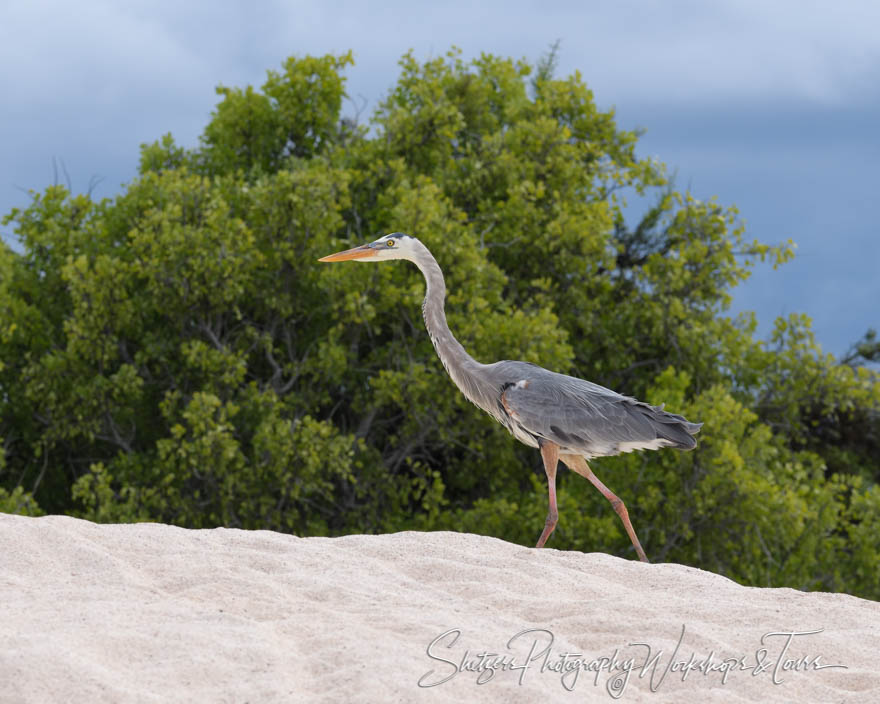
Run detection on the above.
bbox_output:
[386,239,395,247]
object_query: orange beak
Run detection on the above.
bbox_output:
[318,244,377,262]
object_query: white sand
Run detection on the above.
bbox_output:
[1,514,877,703]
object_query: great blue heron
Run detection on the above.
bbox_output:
[319,233,702,562]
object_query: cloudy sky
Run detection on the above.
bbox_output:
[2,0,877,357]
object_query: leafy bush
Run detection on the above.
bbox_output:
[1,48,877,598]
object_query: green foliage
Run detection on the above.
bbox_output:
[1,49,877,599]
[845,328,880,366]
[0,486,43,516]
[199,52,354,174]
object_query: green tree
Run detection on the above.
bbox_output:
[1,48,877,598]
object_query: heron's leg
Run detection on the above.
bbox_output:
[561,455,649,563]
[535,440,560,548]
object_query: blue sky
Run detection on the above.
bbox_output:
[1,0,877,357]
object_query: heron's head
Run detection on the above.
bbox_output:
[318,233,417,263]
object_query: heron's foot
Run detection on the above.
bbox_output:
[535,514,558,549]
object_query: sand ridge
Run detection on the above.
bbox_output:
[1,514,878,702]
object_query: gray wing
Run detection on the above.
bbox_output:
[497,365,702,458]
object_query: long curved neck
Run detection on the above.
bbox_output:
[410,244,486,404]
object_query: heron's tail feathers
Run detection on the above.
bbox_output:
[637,403,702,451]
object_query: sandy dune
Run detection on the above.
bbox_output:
[1,514,877,703]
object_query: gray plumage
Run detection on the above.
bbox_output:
[319,232,703,561]
[406,234,702,457]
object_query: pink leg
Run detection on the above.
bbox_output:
[535,441,559,548]
[562,455,649,563]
